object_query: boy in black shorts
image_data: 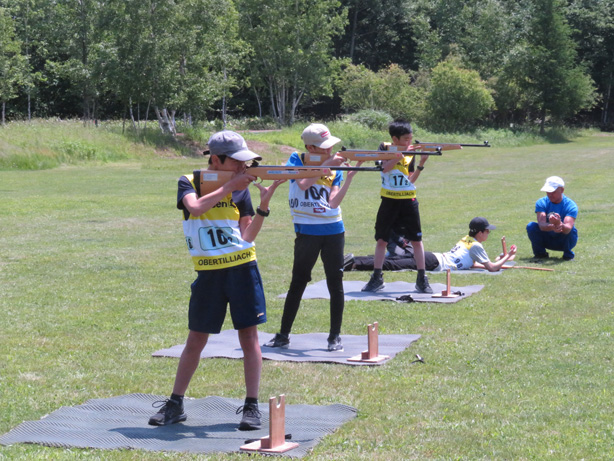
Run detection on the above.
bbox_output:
[148,131,284,430]
[362,119,433,293]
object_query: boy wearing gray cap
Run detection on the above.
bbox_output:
[148,131,284,431]
[526,176,578,260]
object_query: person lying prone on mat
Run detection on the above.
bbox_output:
[345,217,517,273]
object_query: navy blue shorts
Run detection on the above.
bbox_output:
[188,263,266,333]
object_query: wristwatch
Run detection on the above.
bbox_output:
[256,206,270,217]
[417,165,425,171]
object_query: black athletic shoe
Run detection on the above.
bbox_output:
[343,253,355,271]
[362,273,385,292]
[531,252,549,262]
[263,333,290,348]
[327,335,344,352]
[148,398,187,426]
[237,403,262,430]
[415,275,433,294]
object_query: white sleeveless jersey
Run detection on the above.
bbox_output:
[288,174,342,225]
[181,174,256,271]
[437,236,485,270]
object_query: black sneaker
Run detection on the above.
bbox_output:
[415,275,433,294]
[362,273,385,292]
[263,333,290,348]
[237,403,262,430]
[531,252,549,262]
[327,335,344,352]
[343,253,355,271]
[148,398,187,426]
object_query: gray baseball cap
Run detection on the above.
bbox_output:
[204,131,262,162]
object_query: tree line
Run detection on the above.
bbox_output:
[0,0,612,133]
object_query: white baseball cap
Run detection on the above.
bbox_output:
[205,131,262,162]
[301,123,341,149]
[541,176,565,192]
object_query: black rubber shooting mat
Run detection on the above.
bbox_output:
[277,280,484,303]
[0,394,357,457]
[152,330,421,366]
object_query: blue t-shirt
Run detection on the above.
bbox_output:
[286,152,345,235]
[535,195,578,223]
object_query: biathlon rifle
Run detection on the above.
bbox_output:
[297,146,442,165]
[413,140,491,151]
[194,162,382,196]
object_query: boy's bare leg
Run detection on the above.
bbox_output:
[173,330,209,396]
[238,325,262,398]
[373,239,388,269]
[411,240,426,270]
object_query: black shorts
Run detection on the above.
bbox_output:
[374,197,422,242]
[188,263,266,333]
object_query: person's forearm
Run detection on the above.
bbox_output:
[242,214,266,243]
[329,177,355,208]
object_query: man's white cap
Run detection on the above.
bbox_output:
[301,123,341,149]
[541,176,565,192]
[205,131,262,162]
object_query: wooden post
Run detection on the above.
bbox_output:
[432,269,460,298]
[240,395,299,453]
[501,236,508,256]
[348,322,390,363]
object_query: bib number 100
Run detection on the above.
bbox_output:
[199,226,239,250]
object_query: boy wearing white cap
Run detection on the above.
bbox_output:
[265,123,361,352]
[526,176,578,260]
[148,131,284,430]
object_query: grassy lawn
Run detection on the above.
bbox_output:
[0,127,613,459]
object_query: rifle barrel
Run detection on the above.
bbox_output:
[340,146,442,156]
[415,140,490,147]
[330,166,383,171]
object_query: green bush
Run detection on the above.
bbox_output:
[336,63,427,122]
[423,59,495,132]
[343,109,392,130]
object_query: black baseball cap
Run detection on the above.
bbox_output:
[469,217,496,233]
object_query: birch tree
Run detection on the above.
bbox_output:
[238,0,346,125]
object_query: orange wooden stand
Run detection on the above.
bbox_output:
[240,395,299,454]
[432,269,460,298]
[348,322,390,363]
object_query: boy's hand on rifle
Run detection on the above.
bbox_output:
[227,173,256,192]
[252,179,286,209]
[346,161,364,179]
[419,154,429,165]
[323,153,346,167]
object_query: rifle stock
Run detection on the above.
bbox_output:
[194,166,331,196]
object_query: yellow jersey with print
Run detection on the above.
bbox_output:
[180,174,256,271]
[380,153,416,199]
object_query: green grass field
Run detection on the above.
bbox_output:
[0,125,613,459]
